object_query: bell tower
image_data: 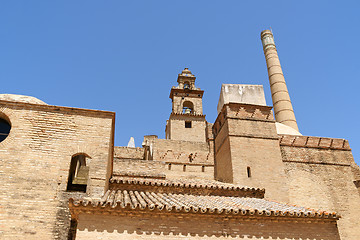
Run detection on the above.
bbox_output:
[165,68,207,142]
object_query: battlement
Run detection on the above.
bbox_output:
[213,103,274,137]
[280,135,351,151]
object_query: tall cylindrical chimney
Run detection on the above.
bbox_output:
[261,30,299,132]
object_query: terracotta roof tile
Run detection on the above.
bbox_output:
[110,176,260,191]
[70,190,338,219]
[109,176,263,198]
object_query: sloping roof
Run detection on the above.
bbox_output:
[109,176,264,198]
[110,176,260,191]
[70,189,338,219]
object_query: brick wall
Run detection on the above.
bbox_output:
[0,100,114,239]
[172,95,203,115]
[281,145,360,240]
[75,212,340,239]
[148,138,214,180]
[167,114,206,142]
[213,103,289,202]
[114,146,144,159]
[165,163,214,180]
[113,158,166,179]
[152,138,211,164]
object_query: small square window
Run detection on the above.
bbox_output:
[185,121,192,128]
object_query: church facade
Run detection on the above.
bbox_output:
[1,30,359,239]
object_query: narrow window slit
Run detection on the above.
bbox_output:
[247,167,251,178]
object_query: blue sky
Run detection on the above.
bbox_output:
[1,1,359,164]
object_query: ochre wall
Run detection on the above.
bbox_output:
[114,146,144,159]
[167,116,206,142]
[0,101,114,239]
[165,163,214,180]
[76,213,340,240]
[281,145,360,240]
[152,138,212,164]
[213,103,289,202]
[113,158,166,178]
[172,95,203,115]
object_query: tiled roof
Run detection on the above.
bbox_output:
[109,176,263,198]
[112,171,166,179]
[110,176,260,192]
[69,189,338,219]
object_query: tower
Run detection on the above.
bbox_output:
[165,68,207,142]
[261,30,299,131]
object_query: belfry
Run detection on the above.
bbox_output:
[165,68,207,142]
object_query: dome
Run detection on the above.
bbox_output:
[0,94,47,105]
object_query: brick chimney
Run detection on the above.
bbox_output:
[261,30,299,132]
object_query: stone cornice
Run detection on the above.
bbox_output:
[169,88,204,99]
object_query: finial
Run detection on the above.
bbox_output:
[180,68,195,77]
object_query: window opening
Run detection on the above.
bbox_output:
[247,167,251,178]
[184,81,190,89]
[168,163,172,170]
[185,121,192,128]
[0,118,11,142]
[183,165,186,172]
[67,154,89,192]
[182,101,194,114]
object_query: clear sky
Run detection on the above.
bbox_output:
[1,1,359,164]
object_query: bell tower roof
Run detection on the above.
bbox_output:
[178,68,195,79]
[170,68,204,99]
[177,68,197,87]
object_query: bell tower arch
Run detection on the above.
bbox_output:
[165,68,207,142]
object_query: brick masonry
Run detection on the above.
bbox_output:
[75,212,340,240]
[2,67,360,240]
[0,100,114,239]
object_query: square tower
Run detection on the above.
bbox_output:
[165,68,207,142]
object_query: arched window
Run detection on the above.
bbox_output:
[182,101,194,114]
[67,154,90,192]
[183,81,190,89]
[0,117,11,143]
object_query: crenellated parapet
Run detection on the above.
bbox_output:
[279,135,351,151]
[213,103,274,138]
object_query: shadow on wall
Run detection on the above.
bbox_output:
[76,213,340,240]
